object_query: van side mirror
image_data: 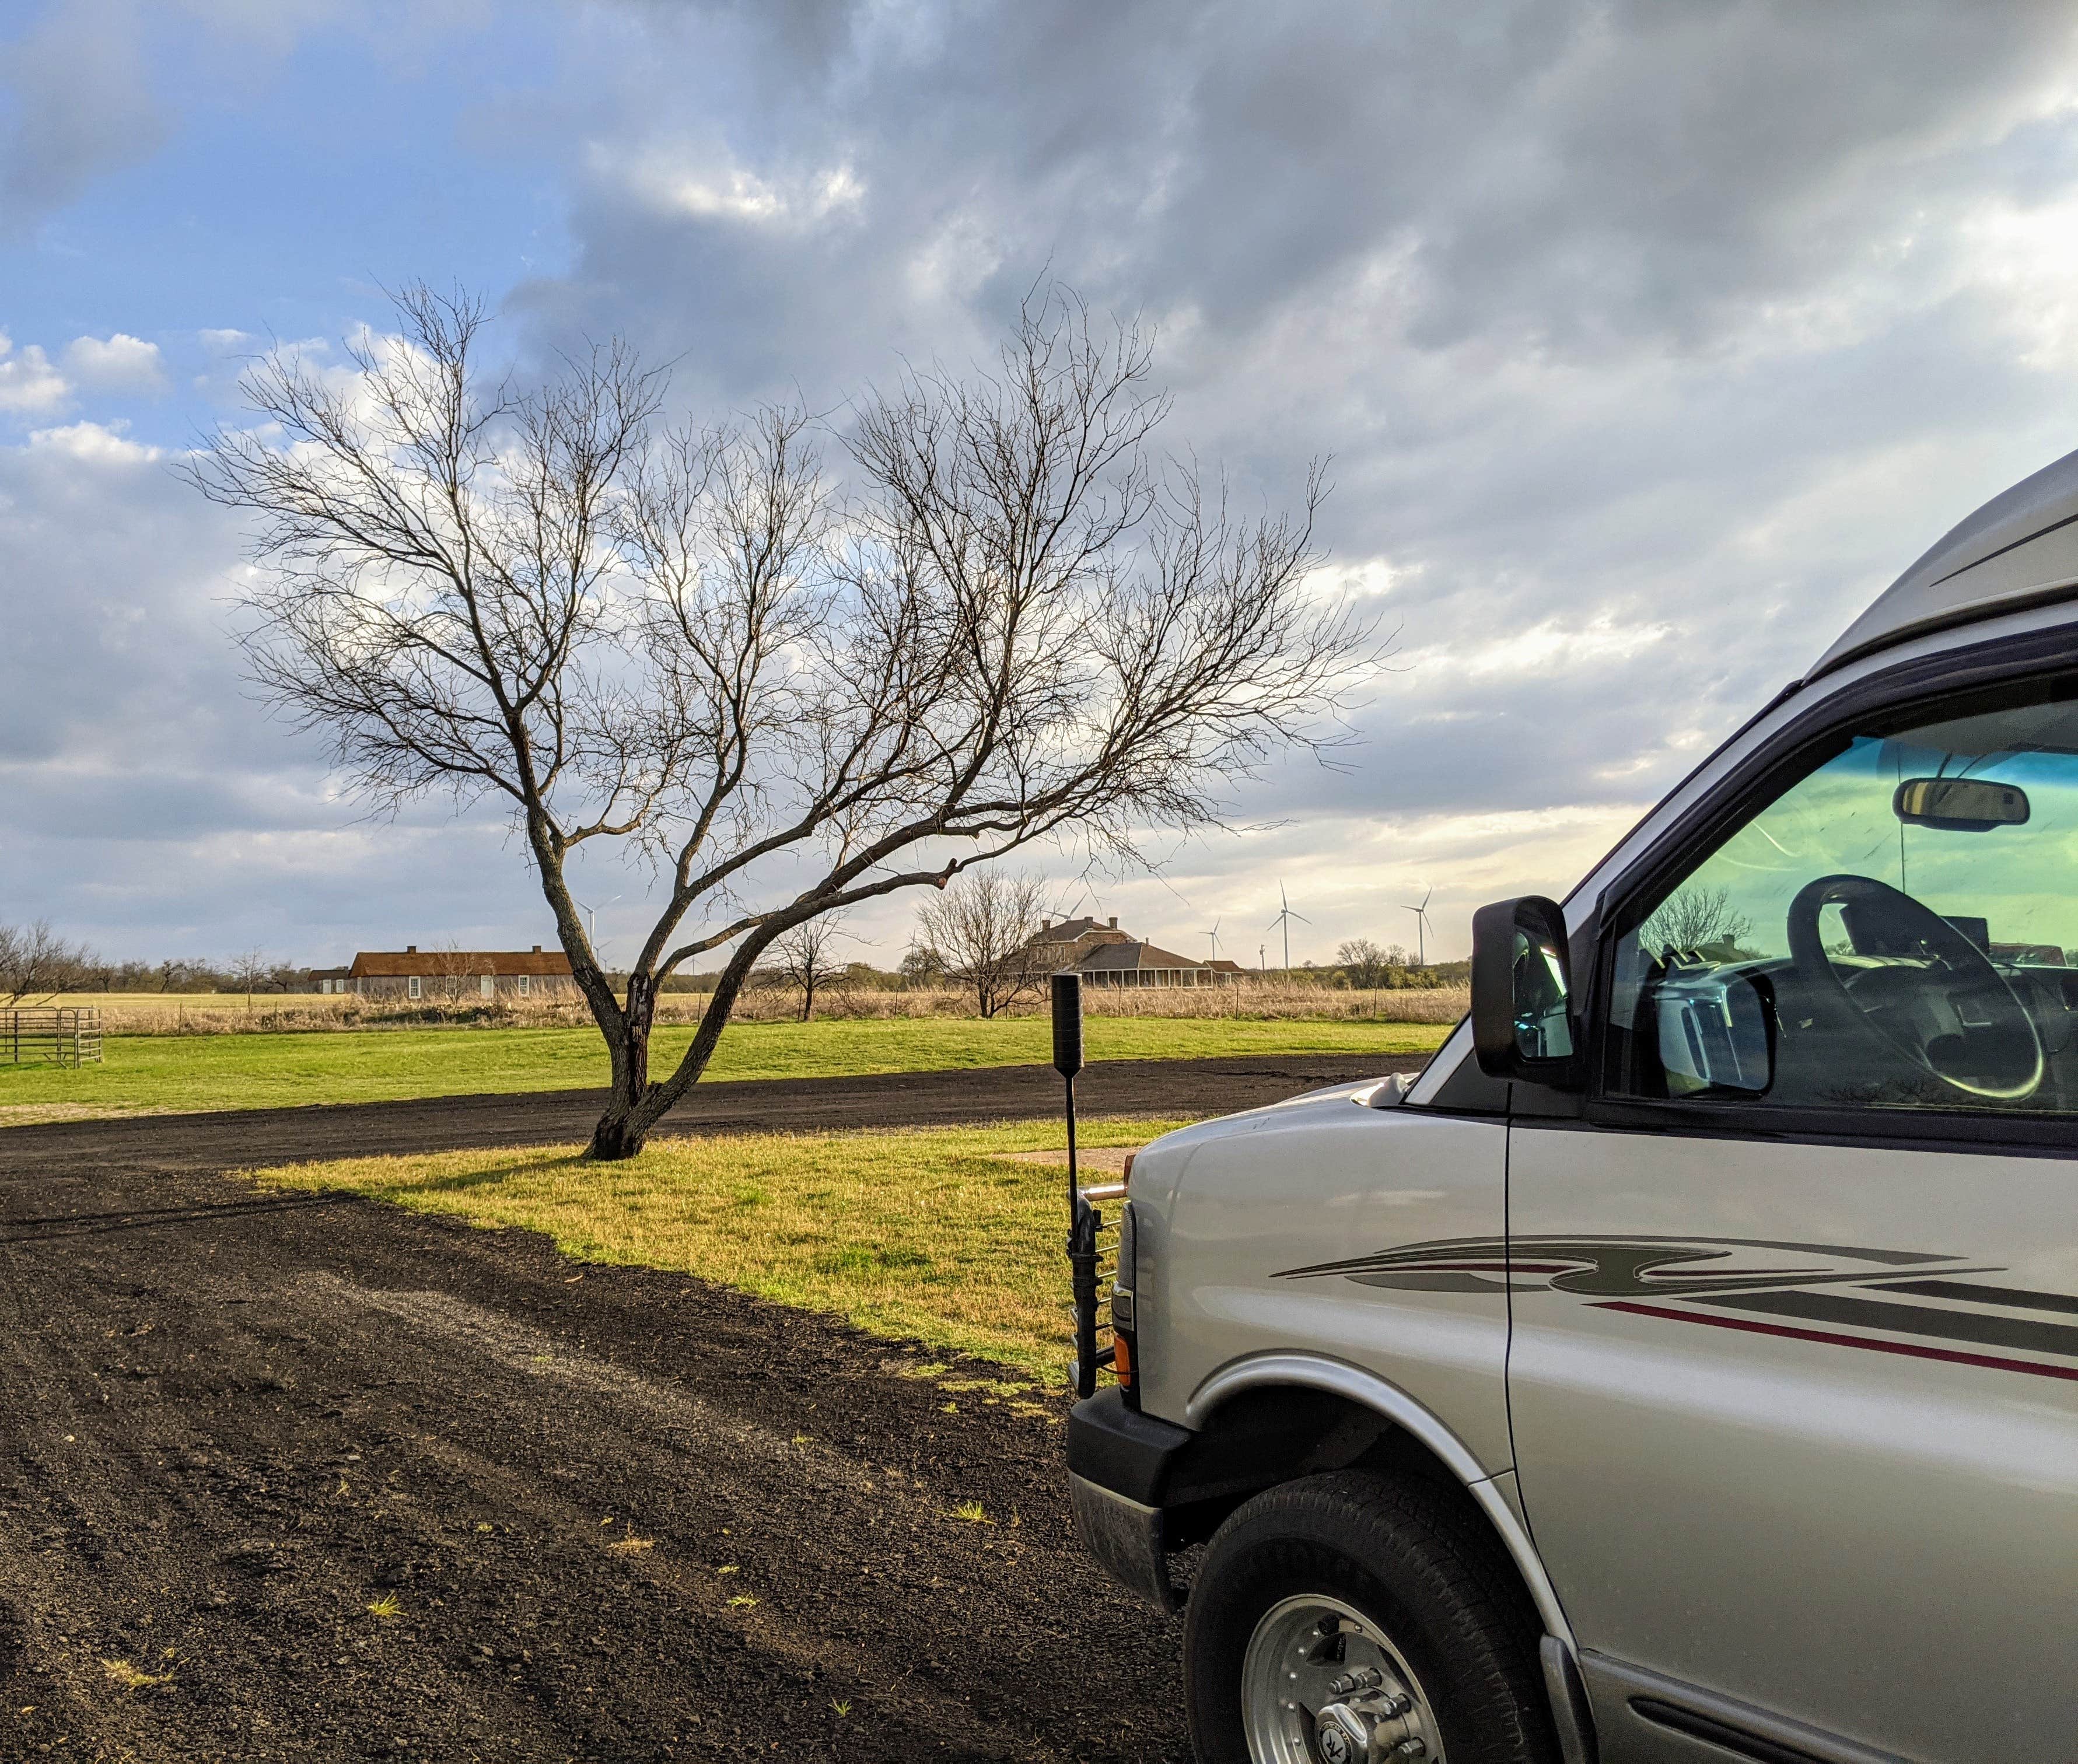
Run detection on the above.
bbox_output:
[1471,895,1581,1086]
[1648,962,1774,1096]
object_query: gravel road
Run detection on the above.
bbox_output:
[0,1052,1421,1761]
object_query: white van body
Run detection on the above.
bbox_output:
[1068,450,2078,1764]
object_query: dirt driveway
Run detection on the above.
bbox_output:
[0,1054,1418,1761]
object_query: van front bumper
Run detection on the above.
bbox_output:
[1066,1388,1191,1611]
[1069,1474,1180,1611]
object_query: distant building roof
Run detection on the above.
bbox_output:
[1072,939,1208,974]
[347,946,573,978]
[1033,915,1125,946]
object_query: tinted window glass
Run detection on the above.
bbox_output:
[1605,678,2078,1115]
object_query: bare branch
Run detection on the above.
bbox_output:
[0,921,96,1006]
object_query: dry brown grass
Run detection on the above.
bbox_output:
[100,1657,174,1689]
[723,981,1468,1025]
[40,979,1466,1035]
[1068,982,1468,1023]
[39,992,368,1033]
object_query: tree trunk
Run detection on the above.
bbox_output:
[588,1108,650,1160]
[588,975,657,1161]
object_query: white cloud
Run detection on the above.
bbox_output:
[0,331,69,414]
[62,331,167,394]
[21,1,2078,967]
[598,141,866,230]
[26,418,160,463]
[1418,615,1675,682]
[0,414,555,960]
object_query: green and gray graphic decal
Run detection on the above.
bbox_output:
[1275,1236,2078,1384]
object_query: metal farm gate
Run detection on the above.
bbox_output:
[2,1007,104,1066]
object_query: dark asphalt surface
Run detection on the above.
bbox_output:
[2,1052,1411,1177]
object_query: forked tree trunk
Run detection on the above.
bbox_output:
[583,964,755,1161]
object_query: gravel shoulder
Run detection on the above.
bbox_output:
[0,1052,1421,1761]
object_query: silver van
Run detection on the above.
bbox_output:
[1066,450,2078,1763]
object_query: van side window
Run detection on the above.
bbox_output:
[1604,677,2078,1116]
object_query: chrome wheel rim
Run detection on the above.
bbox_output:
[1240,1594,1444,1763]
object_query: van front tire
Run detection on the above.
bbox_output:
[1183,1470,1558,1764]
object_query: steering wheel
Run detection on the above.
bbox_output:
[1786,874,2043,1102]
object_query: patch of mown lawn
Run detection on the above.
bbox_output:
[247,1118,1191,1379]
[0,1015,1448,1122]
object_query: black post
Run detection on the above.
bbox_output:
[1052,970,1084,1210]
[1053,972,1100,1397]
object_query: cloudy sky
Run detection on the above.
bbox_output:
[7,0,2078,970]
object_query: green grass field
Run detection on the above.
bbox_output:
[0,1014,1447,1122]
[249,1118,1187,1380]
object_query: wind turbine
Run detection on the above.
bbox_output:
[1267,883,1310,974]
[577,894,622,957]
[1205,918,1222,963]
[1402,887,1434,968]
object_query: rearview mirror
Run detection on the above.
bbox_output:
[1893,776,2029,831]
[1471,894,1580,1086]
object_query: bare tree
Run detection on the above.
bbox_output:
[228,947,271,1013]
[764,913,851,1021]
[431,942,488,1006]
[0,921,94,1005]
[1640,885,1756,958]
[914,870,1055,1018]
[183,284,1374,1157]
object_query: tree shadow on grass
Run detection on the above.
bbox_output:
[366,1152,593,1199]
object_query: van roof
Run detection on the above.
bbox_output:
[1813,444,2078,678]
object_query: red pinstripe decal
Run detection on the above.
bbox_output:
[1594,1299,2078,1384]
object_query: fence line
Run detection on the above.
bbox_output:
[3,1007,104,1066]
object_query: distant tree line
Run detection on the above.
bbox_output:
[1332,937,1465,989]
[0,915,1463,1011]
[0,923,318,1003]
